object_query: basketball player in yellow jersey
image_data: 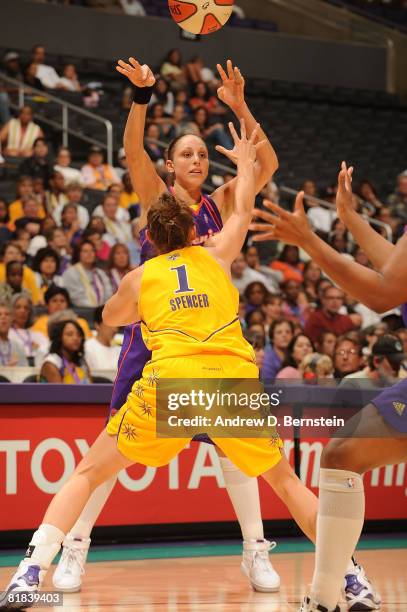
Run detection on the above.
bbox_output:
[0,121,300,606]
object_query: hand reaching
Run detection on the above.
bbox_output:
[215,121,265,165]
[116,57,156,88]
[336,161,355,222]
[216,119,265,167]
[216,59,245,110]
[249,192,313,246]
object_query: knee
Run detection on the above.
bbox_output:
[321,439,363,473]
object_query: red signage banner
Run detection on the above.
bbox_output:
[0,404,406,531]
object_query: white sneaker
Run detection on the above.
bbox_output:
[0,560,44,609]
[52,535,90,593]
[299,596,341,612]
[241,539,280,592]
[344,563,381,611]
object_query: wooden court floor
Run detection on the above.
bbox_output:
[1,549,406,611]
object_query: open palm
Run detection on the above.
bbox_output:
[116,57,155,88]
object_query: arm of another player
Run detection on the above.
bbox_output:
[208,120,260,265]
[211,60,278,218]
[249,170,407,312]
[116,58,166,218]
[103,267,143,327]
[336,161,394,271]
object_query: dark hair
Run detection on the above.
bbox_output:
[281,333,314,369]
[61,203,78,218]
[0,198,10,223]
[49,319,85,365]
[31,44,44,53]
[33,247,60,274]
[0,241,23,259]
[279,244,300,264]
[166,133,207,162]
[303,260,321,279]
[193,105,209,127]
[244,282,269,304]
[147,193,194,254]
[268,318,295,343]
[6,260,23,276]
[44,285,71,306]
[107,243,130,272]
[165,48,182,67]
[93,305,104,326]
[194,81,209,100]
[245,309,266,327]
[33,137,47,148]
[72,240,96,265]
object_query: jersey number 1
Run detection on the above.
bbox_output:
[171,265,194,294]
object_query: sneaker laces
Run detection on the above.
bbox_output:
[251,541,277,573]
[60,545,86,576]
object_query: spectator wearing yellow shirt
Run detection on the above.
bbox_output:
[119,172,139,217]
[0,242,41,304]
[8,176,45,225]
[31,285,91,341]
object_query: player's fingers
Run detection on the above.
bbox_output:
[226,59,234,80]
[228,121,240,144]
[249,222,275,232]
[215,145,234,160]
[128,57,140,68]
[263,199,291,220]
[216,63,228,82]
[117,59,131,71]
[234,66,244,82]
[294,190,305,213]
[348,166,354,180]
[116,66,128,76]
[341,160,347,172]
[338,168,347,192]
[252,208,277,223]
[239,118,247,140]
[249,124,261,144]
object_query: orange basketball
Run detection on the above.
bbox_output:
[168,0,234,35]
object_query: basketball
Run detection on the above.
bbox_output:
[168,0,234,35]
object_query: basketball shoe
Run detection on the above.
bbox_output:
[299,596,341,612]
[344,562,381,611]
[52,535,90,593]
[241,539,280,592]
[0,561,43,610]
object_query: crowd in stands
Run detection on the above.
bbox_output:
[0,42,407,385]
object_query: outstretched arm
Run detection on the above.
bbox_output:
[335,162,394,271]
[116,58,166,219]
[211,60,278,219]
[249,168,407,312]
[103,267,142,326]
[208,119,261,265]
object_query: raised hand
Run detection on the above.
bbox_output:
[336,161,355,222]
[249,192,313,246]
[216,121,265,165]
[216,59,245,110]
[116,57,156,88]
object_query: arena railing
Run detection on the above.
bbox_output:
[0,74,114,166]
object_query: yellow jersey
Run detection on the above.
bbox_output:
[139,246,255,364]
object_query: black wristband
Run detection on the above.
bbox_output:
[132,85,154,105]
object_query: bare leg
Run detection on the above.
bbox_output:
[261,453,318,543]
[43,430,132,534]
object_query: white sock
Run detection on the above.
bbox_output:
[311,468,365,610]
[219,457,264,541]
[68,477,116,541]
[25,524,65,570]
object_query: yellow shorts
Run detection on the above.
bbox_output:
[106,355,282,477]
